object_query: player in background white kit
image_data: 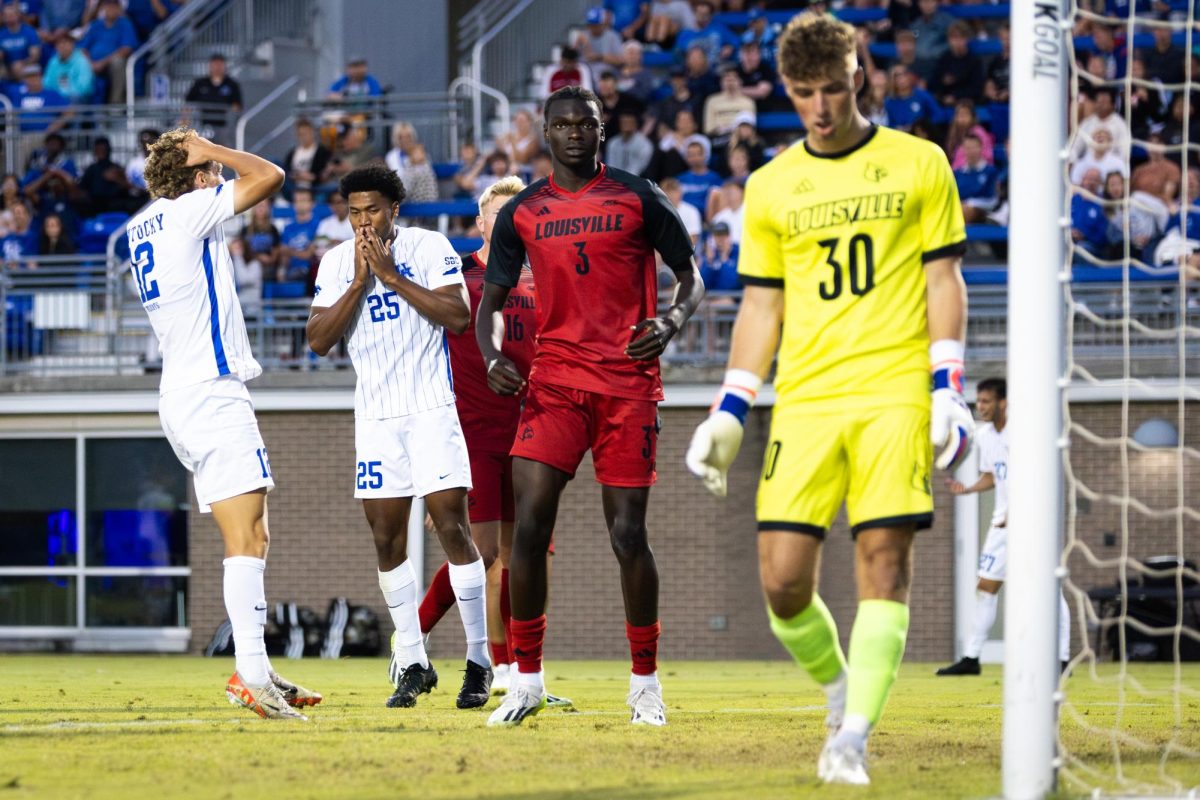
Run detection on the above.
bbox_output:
[936,377,1071,675]
[132,129,321,720]
[306,165,493,710]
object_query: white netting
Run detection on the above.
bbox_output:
[1059,0,1200,794]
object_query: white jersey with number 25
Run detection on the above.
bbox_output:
[127,180,261,394]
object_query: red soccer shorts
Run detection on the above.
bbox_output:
[467,449,514,524]
[510,380,658,487]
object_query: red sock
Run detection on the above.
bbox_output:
[489,641,509,667]
[417,561,455,634]
[626,621,661,676]
[500,568,514,662]
[509,615,547,675]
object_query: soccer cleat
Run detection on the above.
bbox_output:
[818,740,870,785]
[545,691,574,710]
[486,685,546,727]
[936,656,981,676]
[225,672,308,721]
[627,684,667,726]
[386,662,438,708]
[491,663,510,696]
[269,671,323,708]
[456,660,493,709]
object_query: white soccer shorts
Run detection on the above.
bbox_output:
[354,403,472,499]
[159,375,274,513]
[977,524,1008,582]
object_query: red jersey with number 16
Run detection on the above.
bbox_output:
[447,251,538,455]
[485,164,694,401]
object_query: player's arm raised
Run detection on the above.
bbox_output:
[361,227,471,334]
[182,134,284,214]
[306,242,370,356]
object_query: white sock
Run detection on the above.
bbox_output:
[516,667,546,694]
[965,591,999,659]
[834,713,871,753]
[1059,590,1071,663]
[630,671,660,690]
[223,556,270,687]
[448,559,490,668]
[823,672,848,714]
[379,561,428,669]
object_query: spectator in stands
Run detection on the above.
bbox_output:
[674,1,738,67]
[707,176,744,241]
[530,149,552,182]
[954,133,999,224]
[326,56,383,101]
[1071,167,1110,256]
[1154,168,1200,269]
[740,7,777,64]
[930,21,984,105]
[44,30,93,104]
[78,0,137,103]
[1162,93,1200,157]
[703,64,755,143]
[884,65,938,132]
[280,188,319,283]
[735,40,777,114]
[29,161,80,236]
[645,0,696,48]
[37,212,74,255]
[125,127,156,193]
[452,141,483,198]
[384,121,417,171]
[659,176,701,247]
[314,190,353,257]
[677,139,722,214]
[682,43,719,105]
[909,0,953,82]
[0,173,21,235]
[1141,22,1184,86]
[617,40,658,103]
[284,117,332,196]
[1087,24,1121,81]
[324,123,377,180]
[1133,135,1181,205]
[699,220,740,291]
[656,107,703,177]
[9,64,71,154]
[1127,58,1164,141]
[647,67,698,139]
[726,111,765,169]
[38,0,86,44]
[984,23,1010,104]
[1073,86,1130,160]
[575,5,624,69]
[124,0,179,42]
[240,199,281,284]
[459,149,512,200]
[2,201,36,266]
[22,131,76,190]
[860,69,890,127]
[78,135,141,215]
[541,46,593,100]
[227,237,262,310]
[0,2,40,79]
[946,100,994,168]
[497,109,542,169]
[607,110,653,176]
[888,29,919,77]
[397,142,437,203]
[605,0,649,41]
[597,69,645,144]
[185,53,243,135]
[1070,128,1127,186]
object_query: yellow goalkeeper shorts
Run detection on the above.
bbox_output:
[755,402,934,538]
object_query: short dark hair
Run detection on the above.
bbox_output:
[977,377,1007,400]
[339,163,406,206]
[544,85,602,120]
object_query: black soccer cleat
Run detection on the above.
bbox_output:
[386,662,438,708]
[936,656,981,676]
[456,660,494,709]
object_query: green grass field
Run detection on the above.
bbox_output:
[0,657,1197,799]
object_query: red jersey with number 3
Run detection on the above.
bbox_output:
[447,251,538,454]
[485,164,694,401]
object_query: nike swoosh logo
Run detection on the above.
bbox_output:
[457,595,480,602]
[438,472,451,479]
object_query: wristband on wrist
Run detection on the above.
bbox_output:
[713,369,763,425]
[930,339,965,394]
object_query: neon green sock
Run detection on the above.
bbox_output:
[767,595,848,686]
[845,599,910,727]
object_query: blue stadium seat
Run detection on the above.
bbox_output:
[400,201,477,217]
[643,51,677,68]
[433,162,462,180]
[262,281,308,299]
[272,205,296,225]
[449,237,483,253]
[79,212,131,254]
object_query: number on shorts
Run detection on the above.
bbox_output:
[255,447,272,479]
[356,460,383,490]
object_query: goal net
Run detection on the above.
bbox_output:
[1006,0,1200,796]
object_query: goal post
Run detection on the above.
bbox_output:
[1003,0,1069,797]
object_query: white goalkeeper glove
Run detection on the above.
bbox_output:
[930,340,975,471]
[686,369,761,497]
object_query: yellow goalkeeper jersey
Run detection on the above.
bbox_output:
[738,125,966,410]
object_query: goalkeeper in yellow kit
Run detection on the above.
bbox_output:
[686,13,974,786]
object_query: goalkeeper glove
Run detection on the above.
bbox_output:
[686,369,761,497]
[930,340,975,471]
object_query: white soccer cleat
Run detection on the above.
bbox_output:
[491,663,510,696]
[545,691,574,709]
[627,684,667,726]
[486,685,546,727]
[818,740,870,785]
[225,672,308,721]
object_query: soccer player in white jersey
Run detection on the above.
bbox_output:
[937,377,1071,675]
[131,128,321,720]
[306,165,493,710]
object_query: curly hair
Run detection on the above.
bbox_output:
[339,164,406,206]
[143,127,217,200]
[777,13,858,83]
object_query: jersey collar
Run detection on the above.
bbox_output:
[802,124,878,160]
[549,163,607,198]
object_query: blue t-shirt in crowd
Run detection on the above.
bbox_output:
[700,243,741,291]
[2,227,37,261]
[883,89,940,130]
[6,84,69,131]
[328,73,383,98]
[125,0,179,38]
[78,15,139,62]
[1165,209,1200,241]
[676,23,740,67]
[954,162,998,202]
[676,168,723,216]
[604,0,645,32]
[40,0,85,32]
[281,216,320,278]
[0,23,40,64]
[1071,194,1109,251]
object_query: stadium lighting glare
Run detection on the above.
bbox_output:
[1132,419,1179,449]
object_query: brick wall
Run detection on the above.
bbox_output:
[188,406,958,662]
